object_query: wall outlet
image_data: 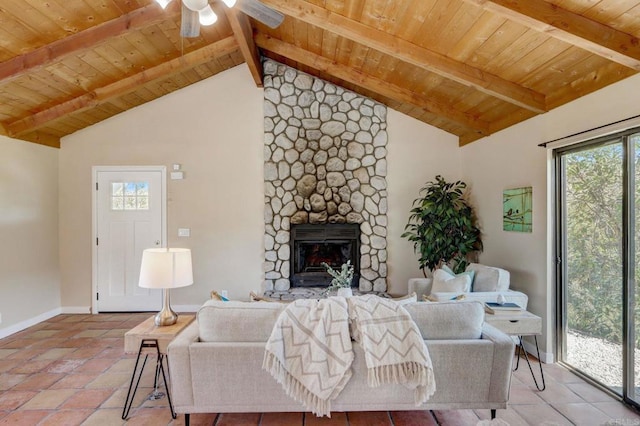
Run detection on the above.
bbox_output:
[220,290,228,299]
[178,228,190,237]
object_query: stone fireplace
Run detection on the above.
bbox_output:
[262,59,388,293]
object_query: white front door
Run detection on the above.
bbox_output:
[94,167,166,312]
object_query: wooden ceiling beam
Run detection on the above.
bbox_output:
[16,132,61,149]
[463,0,640,70]
[224,6,263,87]
[0,2,179,85]
[6,37,239,137]
[256,34,492,136]
[260,0,547,113]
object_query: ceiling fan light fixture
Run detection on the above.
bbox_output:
[222,0,237,7]
[155,0,173,9]
[198,5,218,26]
[182,0,208,12]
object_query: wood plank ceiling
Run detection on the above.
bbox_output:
[1,0,639,148]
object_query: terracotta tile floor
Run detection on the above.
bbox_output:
[1,313,640,425]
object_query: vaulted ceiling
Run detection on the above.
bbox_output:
[2,0,639,148]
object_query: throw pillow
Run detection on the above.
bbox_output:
[441,264,476,288]
[465,263,510,292]
[431,268,472,294]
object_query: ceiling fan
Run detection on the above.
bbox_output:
[154,0,285,37]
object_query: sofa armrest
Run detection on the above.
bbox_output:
[167,322,199,410]
[481,323,515,403]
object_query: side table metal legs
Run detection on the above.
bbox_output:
[122,339,176,420]
[515,335,546,391]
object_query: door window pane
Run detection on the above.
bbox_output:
[111,181,150,211]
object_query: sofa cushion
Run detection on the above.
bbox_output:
[431,268,472,293]
[403,301,484,340]
[197,300,286,342]
[466,263,510,292]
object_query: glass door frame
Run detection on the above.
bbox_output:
[625,135,637,405]
[554,129,639,408]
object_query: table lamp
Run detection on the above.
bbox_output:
[139,248,193,326]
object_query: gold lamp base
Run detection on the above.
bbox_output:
[154,288,178,326]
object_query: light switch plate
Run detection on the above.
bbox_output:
[178,228,190,237]
[170,171,184,180]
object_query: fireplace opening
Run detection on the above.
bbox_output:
[290,224,360,288]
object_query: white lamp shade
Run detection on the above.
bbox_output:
[221,0,236,7]
[155,0,173,9]
[139,248,193,289]
[198,5,218,25]
[182,0,208,11]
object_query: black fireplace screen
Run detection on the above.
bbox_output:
[290,224,360,287]
[296,241,353,273]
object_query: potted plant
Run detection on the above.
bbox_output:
[322,260,355,297]
[402,175,482,277]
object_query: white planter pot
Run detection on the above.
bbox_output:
[337,287,353,298]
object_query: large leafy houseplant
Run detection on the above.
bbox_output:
[402,175,482,276]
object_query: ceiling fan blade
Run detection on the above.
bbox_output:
[236,0,284,29]
[180,3,200,38]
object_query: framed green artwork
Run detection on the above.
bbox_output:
[503,187,533,232]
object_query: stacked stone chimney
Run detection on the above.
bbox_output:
[262,60,388,293]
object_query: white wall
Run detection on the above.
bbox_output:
[386,109,461,295]
[461,72,640,359]
[0,136,60,335]
[60,64,265,306]
[58,64,462,309]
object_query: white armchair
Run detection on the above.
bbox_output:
[408,263,528,310]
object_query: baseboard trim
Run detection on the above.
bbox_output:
[0,308,62,339]
[522,339,554,364]
[61,306,91,314]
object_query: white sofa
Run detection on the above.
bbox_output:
[168,299,515,425]
[408,263,528,309]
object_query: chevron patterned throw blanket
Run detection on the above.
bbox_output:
[348,294,436,405]
[263,295,435,417]
[262,297,354,417]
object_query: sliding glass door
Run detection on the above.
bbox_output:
[557,131,640,405]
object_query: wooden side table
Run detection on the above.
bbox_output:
[122,315,195,420]
[485,310,545,391]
